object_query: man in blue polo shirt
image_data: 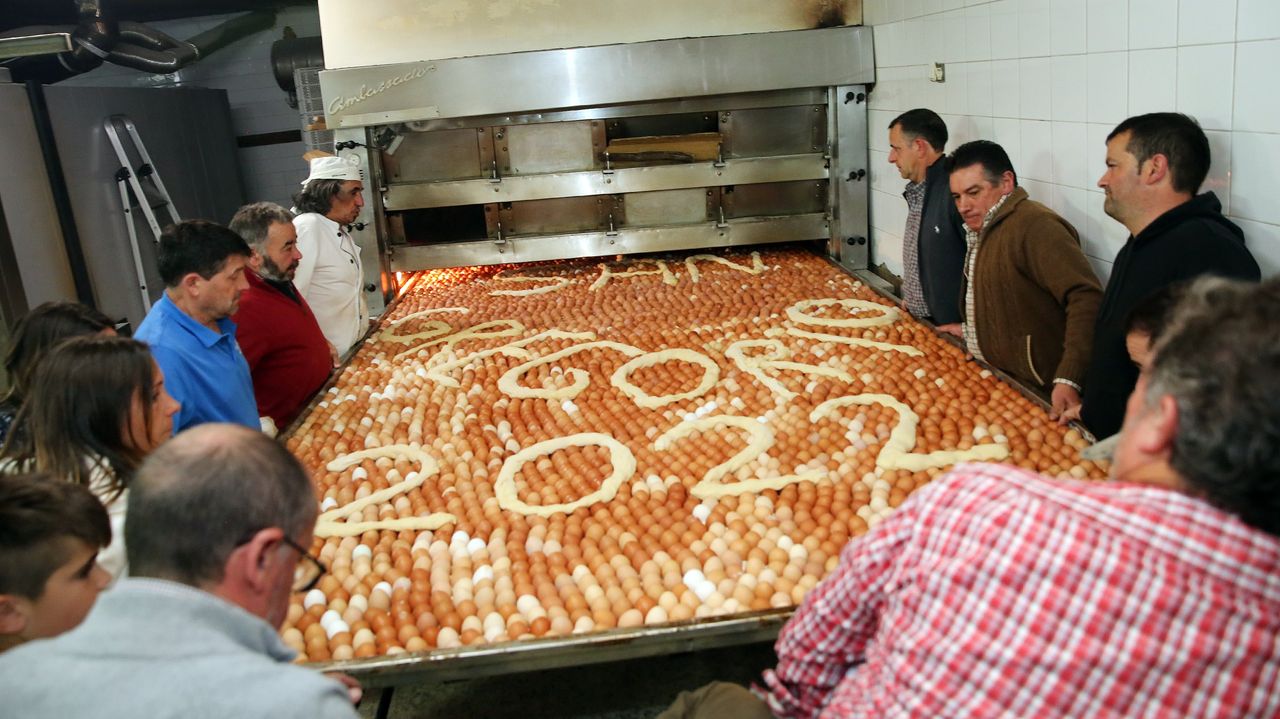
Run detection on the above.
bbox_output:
[135,220,259,432]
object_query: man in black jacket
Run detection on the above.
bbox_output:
[887,109,966,325]
[1079,112,1259,438]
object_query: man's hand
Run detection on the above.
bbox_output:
[327,341,341,369]
[936,323,963,338]
[259,416,278,438]
[1050,383,1082,425]
[324,671,363,706]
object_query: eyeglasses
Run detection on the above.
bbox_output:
[282,535,327,594]
[233,530,328,594]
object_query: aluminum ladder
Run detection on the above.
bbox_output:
[104,114,181,311]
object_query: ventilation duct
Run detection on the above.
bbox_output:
[0,0,274,84]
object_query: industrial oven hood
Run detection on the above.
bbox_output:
[317,26,874,128]
[315,25,876,311]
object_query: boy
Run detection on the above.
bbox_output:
[0,473,111,652]
[1120,284,1185,373]
[1081,284,1186,460]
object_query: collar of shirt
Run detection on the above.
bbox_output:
[968,191,1012,240]
[902,180,926,202]
[960,194,1012,361]
[302,212,359,266]
[105,577,296,662]
[312,212,342,233]
[156,294,237,349]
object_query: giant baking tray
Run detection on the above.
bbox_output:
[309,608,786,686]
[280,245,1095,686]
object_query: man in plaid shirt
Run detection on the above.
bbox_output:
[662,276,1280,718]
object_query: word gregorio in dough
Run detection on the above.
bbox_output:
[376,307,469,344]
[589,260,677,292]
[395,319,525,361]
[489,275,573,297]
[684,252,764,283]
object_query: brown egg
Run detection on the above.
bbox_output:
[354,643,379,658]
[530,616,552,636]
[374,624,398,646]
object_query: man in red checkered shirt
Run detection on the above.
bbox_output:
[661,276,1280,718]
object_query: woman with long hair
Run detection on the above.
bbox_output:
[0,336,180,579]
[0,302,115,444]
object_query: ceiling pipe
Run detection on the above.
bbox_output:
[0,3,275,84]
[270,34,324,108]
[0,0,113,83]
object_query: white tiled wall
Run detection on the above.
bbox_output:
[863,0,1280,283]
[62,7,323,212]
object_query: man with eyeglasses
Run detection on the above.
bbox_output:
[0,424,360,718]
[292,154,371,356]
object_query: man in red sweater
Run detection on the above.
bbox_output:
[229,202,335,430]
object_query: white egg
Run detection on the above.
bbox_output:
[324,619,351,639]
[320,609,343,630]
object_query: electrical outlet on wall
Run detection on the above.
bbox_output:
[930,62,945,83]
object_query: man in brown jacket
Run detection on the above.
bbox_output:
[940,140,1102,423]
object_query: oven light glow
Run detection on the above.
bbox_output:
[396,271,412,297]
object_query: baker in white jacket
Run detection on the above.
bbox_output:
[291,155,370,356]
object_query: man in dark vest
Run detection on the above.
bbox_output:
[886,109,966,326]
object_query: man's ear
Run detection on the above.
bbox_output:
[225,527,286,596]
[1135,393,1179,458]
[179,271,204,296]
[999,170,1017,194]
[0,595,30,636]
[1142,153,1170,186]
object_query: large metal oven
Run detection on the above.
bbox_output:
[316,25,877,318]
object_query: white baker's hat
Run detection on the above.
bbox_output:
[301,154,362,185]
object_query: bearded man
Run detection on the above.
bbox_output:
[229,202,335,429]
